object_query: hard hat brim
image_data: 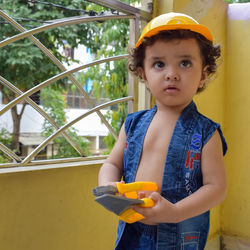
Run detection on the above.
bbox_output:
[135,24,213,48]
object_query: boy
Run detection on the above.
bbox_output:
[98,12,227,249]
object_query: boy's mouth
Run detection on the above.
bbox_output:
[165,85,179,93]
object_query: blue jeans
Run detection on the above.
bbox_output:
[115,222,157,250]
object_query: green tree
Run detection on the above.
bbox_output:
[0,0,139,160]
[0,0,104,159]
[0,128,12,163]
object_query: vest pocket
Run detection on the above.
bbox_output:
[182,243,198,250]
[181,232,199,250]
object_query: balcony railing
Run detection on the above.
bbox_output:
[0,0,152,168]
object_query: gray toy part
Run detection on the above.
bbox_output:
[92,185,117,196]
[95,194,144,215]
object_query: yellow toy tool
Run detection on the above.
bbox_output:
[93,182,158,224]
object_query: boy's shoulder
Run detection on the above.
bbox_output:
[183,101,218,126]
[194,108,227,155]
[124,106,156,134]
[197,110,216,124]
[195,108,220,131]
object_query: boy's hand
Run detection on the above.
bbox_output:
[133,192,180,224]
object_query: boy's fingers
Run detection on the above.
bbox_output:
[132,205,146,215]
[138,192,146,199]
[132,192,160,216]
[136,191,161,213]
[149,192,161,202]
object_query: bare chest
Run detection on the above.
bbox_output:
[135,118,176,192]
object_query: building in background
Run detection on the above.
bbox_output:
[0,103,109,158]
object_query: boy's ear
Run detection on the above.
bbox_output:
[138,67,151,90]
[199,66,209,88]
[138,67,147,81]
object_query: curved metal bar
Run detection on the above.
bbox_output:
[0,10,65,68]
[87,0,152,20]
[0,76,86,156]
[0,155,108,168]
[22,96,134,164]
[0,55,128,116]
[0,142,22,163]
[0,10,120,140]
[0,13,134,48]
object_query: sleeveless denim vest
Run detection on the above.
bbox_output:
[115,101,227,250]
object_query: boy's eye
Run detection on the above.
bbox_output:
[153,61,165,69]
[180,60,192,68]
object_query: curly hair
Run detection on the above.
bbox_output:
[128,30,221,93]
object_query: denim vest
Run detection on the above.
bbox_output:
[115,101,227,250]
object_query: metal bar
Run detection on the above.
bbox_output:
[0,10,119,140]
[27,155,107,165]
[0,54,128,116]
[0,142,22,163]
[0,155,107,168]
[0,76,86,156]
[128,15,140,113]
[22,96,133,164]
[87,0,152,20]
[0,13,133,48]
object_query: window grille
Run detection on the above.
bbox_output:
[0,0,152,168]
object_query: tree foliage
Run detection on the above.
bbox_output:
[76,1,138,151]
[0,0,139,160]
[0,128,12,163]
[0,0,101,159]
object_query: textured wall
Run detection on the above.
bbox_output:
[0,164,118,250]
[222,2,250,240]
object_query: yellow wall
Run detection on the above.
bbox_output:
[0,164,118,250]
[221,3,250,239]
[153,0,228,240]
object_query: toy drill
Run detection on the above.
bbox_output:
[93,181,158,224]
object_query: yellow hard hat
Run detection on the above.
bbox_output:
[136,12,213,48]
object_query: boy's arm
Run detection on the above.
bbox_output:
[98,124,126,186]
[175,129,227,221]
[133,129,227,224]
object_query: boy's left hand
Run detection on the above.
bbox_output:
[133,192,179,224]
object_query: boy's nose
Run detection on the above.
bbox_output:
[164,67,180,81]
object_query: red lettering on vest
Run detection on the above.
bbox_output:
[185,235,198,242]
[185,151,200,170]
[185,150,191,167]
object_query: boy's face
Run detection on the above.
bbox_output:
[140,38,207,111]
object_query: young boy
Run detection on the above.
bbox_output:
[98,12,227,249]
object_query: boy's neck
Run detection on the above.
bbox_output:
[155,101,191,117]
